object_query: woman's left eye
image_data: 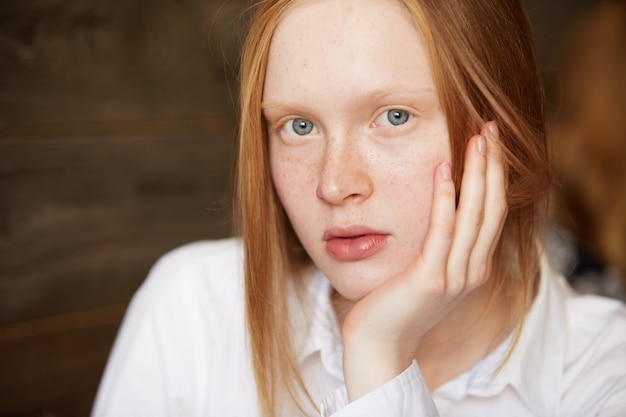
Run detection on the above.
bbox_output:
[380,109,411,126]
[282,118,317,137]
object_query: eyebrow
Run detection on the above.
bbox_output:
[261,86,439,111]
[361,86,438,102]
[261,101,297,112]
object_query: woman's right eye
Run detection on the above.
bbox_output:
[284,118,316,136]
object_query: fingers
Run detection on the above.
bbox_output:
[466,122,508,283]
[421,121,507,298]
[445,131,488,289]
[419,161,457,275]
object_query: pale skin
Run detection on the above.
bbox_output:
[264,0,510,403]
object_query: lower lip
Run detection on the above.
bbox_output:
[325,234,389,262]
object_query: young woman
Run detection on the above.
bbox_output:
[91,0,626,416]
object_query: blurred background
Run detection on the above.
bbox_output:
[0,0,623,415]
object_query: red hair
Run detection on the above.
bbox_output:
[235,0,552,415]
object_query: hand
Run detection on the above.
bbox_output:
[341,121,508,401]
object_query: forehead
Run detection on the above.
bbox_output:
[263,0,437,102]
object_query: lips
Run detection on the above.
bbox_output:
[324,225,389,262]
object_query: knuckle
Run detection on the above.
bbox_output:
[444,266,468,295]
[473,209,485,227]
[467,262,491,288]
[438,221,456,240]
[446,278,466,296]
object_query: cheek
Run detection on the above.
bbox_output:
[387,146,444,197]
[384,148,447,244]
[270,152,315,213]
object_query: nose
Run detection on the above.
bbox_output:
[316,136,374,206]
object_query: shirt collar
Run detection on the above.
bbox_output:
[435,254,570,416]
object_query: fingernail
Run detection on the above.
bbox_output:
[488,121,498,137]
[477,135,487,156]
[441,162,452,181]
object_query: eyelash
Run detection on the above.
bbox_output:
[277,108,414,138]
[283,118,317,136]
[375,109,412,127]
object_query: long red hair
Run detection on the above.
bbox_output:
[235,0,551,415]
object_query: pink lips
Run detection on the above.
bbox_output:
[324,226,389,261]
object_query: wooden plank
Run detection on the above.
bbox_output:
[0,0,243,129]
[0,319,121,417]
[0,304,126,342]
[0,134,235,324]
[0,1,244,415]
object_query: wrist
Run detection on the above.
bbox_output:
[342,335,415,401]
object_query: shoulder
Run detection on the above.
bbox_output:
[93,238,256,415]
[125,238,246,336]
[120,237,249,370]
[140,238,244,298]
[541,259,625,359]
[562,290,626,414]
[149,237,243,281]
[566,293,626,336]
[528,260,626,415]
[565,292,626,369]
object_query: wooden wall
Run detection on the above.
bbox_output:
[0,0,244,415]
[0,0,600,416]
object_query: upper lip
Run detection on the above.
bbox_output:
[323,225,388,241]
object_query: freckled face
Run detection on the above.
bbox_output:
[263,0,451,300]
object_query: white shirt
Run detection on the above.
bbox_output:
[91,238,626,416]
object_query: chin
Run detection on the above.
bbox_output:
[322,264,394,301]
[310,242,419,300]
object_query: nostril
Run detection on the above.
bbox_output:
[316,140,374,205]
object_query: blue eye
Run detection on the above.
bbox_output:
[386,110,410,126]
[289,118,315,136]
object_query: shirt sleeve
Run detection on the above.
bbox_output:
[319,360,439,417]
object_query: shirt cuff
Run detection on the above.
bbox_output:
[319,360,439,417]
